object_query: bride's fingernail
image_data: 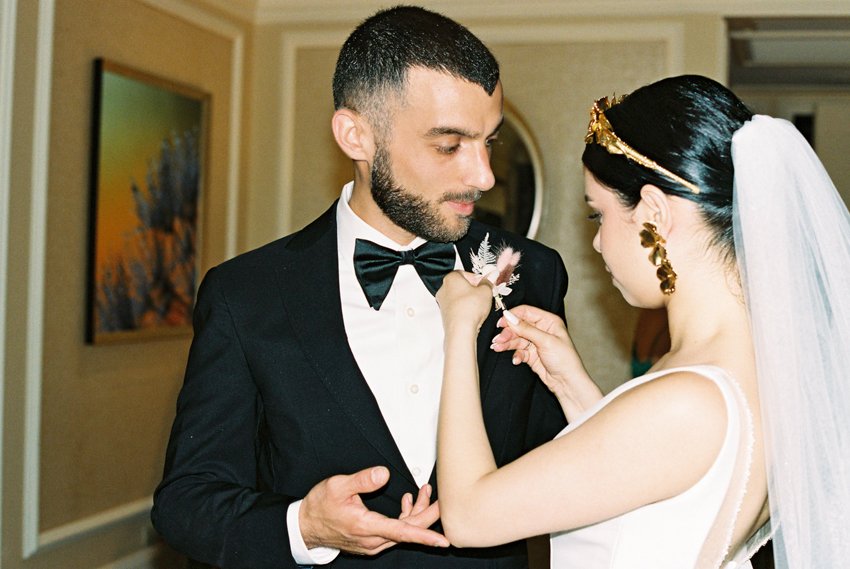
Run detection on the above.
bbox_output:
[503,309,519,325]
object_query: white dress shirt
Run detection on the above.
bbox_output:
[287,182,462,564]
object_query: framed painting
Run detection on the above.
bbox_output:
[86,59,209,344]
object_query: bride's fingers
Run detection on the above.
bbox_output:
[510,342,538,366]
[491,326,519,345]
[491,333,534,356]
[491,334,531,354]
[498,310,552,336]
[493,320,546,353]
[503,310,559,350]
[506,304,549,325]
[506,305,568,336]
[491,331,538,362]
[459,270,484,286]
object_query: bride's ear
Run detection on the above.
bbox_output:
[635,185,673,234]
[332,109,375,162]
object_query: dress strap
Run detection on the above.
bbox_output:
[694,368,757,568]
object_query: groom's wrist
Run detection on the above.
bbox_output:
[288,500,339,565]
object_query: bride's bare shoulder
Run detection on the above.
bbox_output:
[600,369,729,448]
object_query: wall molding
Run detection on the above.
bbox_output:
[473,21,685,76]
[22,0,55,558]
[278,28,350,236]
[38,498,152,552]
[277,20,684,236]
[95,542,159,569]
[0,0,19,561]
[21,0,244,558]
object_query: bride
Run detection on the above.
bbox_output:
[435,75,850,568]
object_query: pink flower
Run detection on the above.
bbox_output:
[470,233,521,311]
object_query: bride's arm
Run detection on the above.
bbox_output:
[491,304,603,422]
[435,270,500,480]
[435,273,728,548]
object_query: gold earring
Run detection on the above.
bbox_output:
[639,222,677,295]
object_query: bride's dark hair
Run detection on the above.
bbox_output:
[582,75,753,264]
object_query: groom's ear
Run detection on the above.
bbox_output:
[332,109,375,162]
[635,185,673,234]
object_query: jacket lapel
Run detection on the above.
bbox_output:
[456,222,527,403]
[426,223,528,488]
[274,204,414,484]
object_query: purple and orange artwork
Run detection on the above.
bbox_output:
[87,59,208,344]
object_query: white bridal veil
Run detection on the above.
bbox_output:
[732,115,850,568]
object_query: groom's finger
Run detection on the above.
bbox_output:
[399,492,413,518]
[343,466,390,496]
[410,484,432,516]
[404,500,441,528]
[368,513,448,548]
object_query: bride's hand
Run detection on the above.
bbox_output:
[436,271,493,332]
[492,305,601,416]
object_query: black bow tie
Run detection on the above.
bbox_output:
[353,238,456,310]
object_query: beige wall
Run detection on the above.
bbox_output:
[735,89,850,208]
[492,39,668,391]
[3,0,247,567]
[43,0,235,530]
[3,1,847,568]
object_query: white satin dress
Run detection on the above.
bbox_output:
[548,365,761,569]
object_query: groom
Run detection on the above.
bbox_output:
[152,6,568,568]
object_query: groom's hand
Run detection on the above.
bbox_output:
[299,466,449,555]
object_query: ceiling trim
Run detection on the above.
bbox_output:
[196,0,850,25]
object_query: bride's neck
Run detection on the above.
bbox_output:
[661,272,752,368]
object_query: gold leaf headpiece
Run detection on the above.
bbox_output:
[584,95,701,194]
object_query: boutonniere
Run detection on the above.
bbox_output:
[470,233,521,311]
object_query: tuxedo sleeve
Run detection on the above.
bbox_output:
[152,267,301,569]
[523,247,570,450]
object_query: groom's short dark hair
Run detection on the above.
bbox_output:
[332,5,499,125]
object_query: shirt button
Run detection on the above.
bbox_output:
[409,384,419,394]
[406,307,415,317]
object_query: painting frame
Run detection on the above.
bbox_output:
[86,58,209,345]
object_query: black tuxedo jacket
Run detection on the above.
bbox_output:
[152,203,568,569]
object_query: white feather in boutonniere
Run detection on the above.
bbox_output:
[470,233,521,311]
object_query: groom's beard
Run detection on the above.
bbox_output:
[370,145,481,243]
